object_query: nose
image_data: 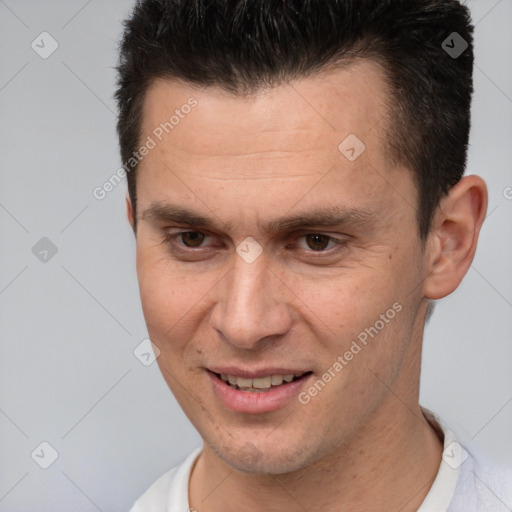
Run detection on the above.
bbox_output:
[209,250,292,350]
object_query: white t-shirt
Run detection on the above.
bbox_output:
[130,410,512,511]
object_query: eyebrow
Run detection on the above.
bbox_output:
[141,202,380,234]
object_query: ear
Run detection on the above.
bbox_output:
[126,195,136,235]
[423,175,488,300]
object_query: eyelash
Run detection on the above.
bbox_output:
[161,230,347,257]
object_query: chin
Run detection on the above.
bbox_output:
[206,433,321,475]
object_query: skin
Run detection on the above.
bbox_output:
[127,60,487,511]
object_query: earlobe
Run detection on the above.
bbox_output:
[423,175,488,300]
[126,195,136,235]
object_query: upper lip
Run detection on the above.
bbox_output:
[207,366,311,378]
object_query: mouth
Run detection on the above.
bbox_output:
[210,371,312,392]
[206,369,313,413]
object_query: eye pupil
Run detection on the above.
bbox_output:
[306,234,329,251]
[182,232,205,247]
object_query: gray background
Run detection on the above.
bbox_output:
[0,1,511,511]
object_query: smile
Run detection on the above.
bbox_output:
[207,370,313,413]
[217,372,309,391]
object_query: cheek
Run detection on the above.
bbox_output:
[286,267,397,331]
[137,262,179,331]
[136,254,209,397]
[285,252,416,368]
[136,244,188,338]
[135,240,221,349]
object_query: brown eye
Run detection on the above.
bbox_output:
[305,234,331,251]
[180,232,205,247]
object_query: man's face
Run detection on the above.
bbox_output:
[131,61,430,473]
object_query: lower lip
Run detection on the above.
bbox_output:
[207,371,312,414]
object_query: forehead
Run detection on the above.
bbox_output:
[140,60,391,169]
[136,61,414,232]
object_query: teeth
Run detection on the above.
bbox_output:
[271,375,284,386]
[237,377,253,388]
[252,376,272,389]
[219,372,306,391]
